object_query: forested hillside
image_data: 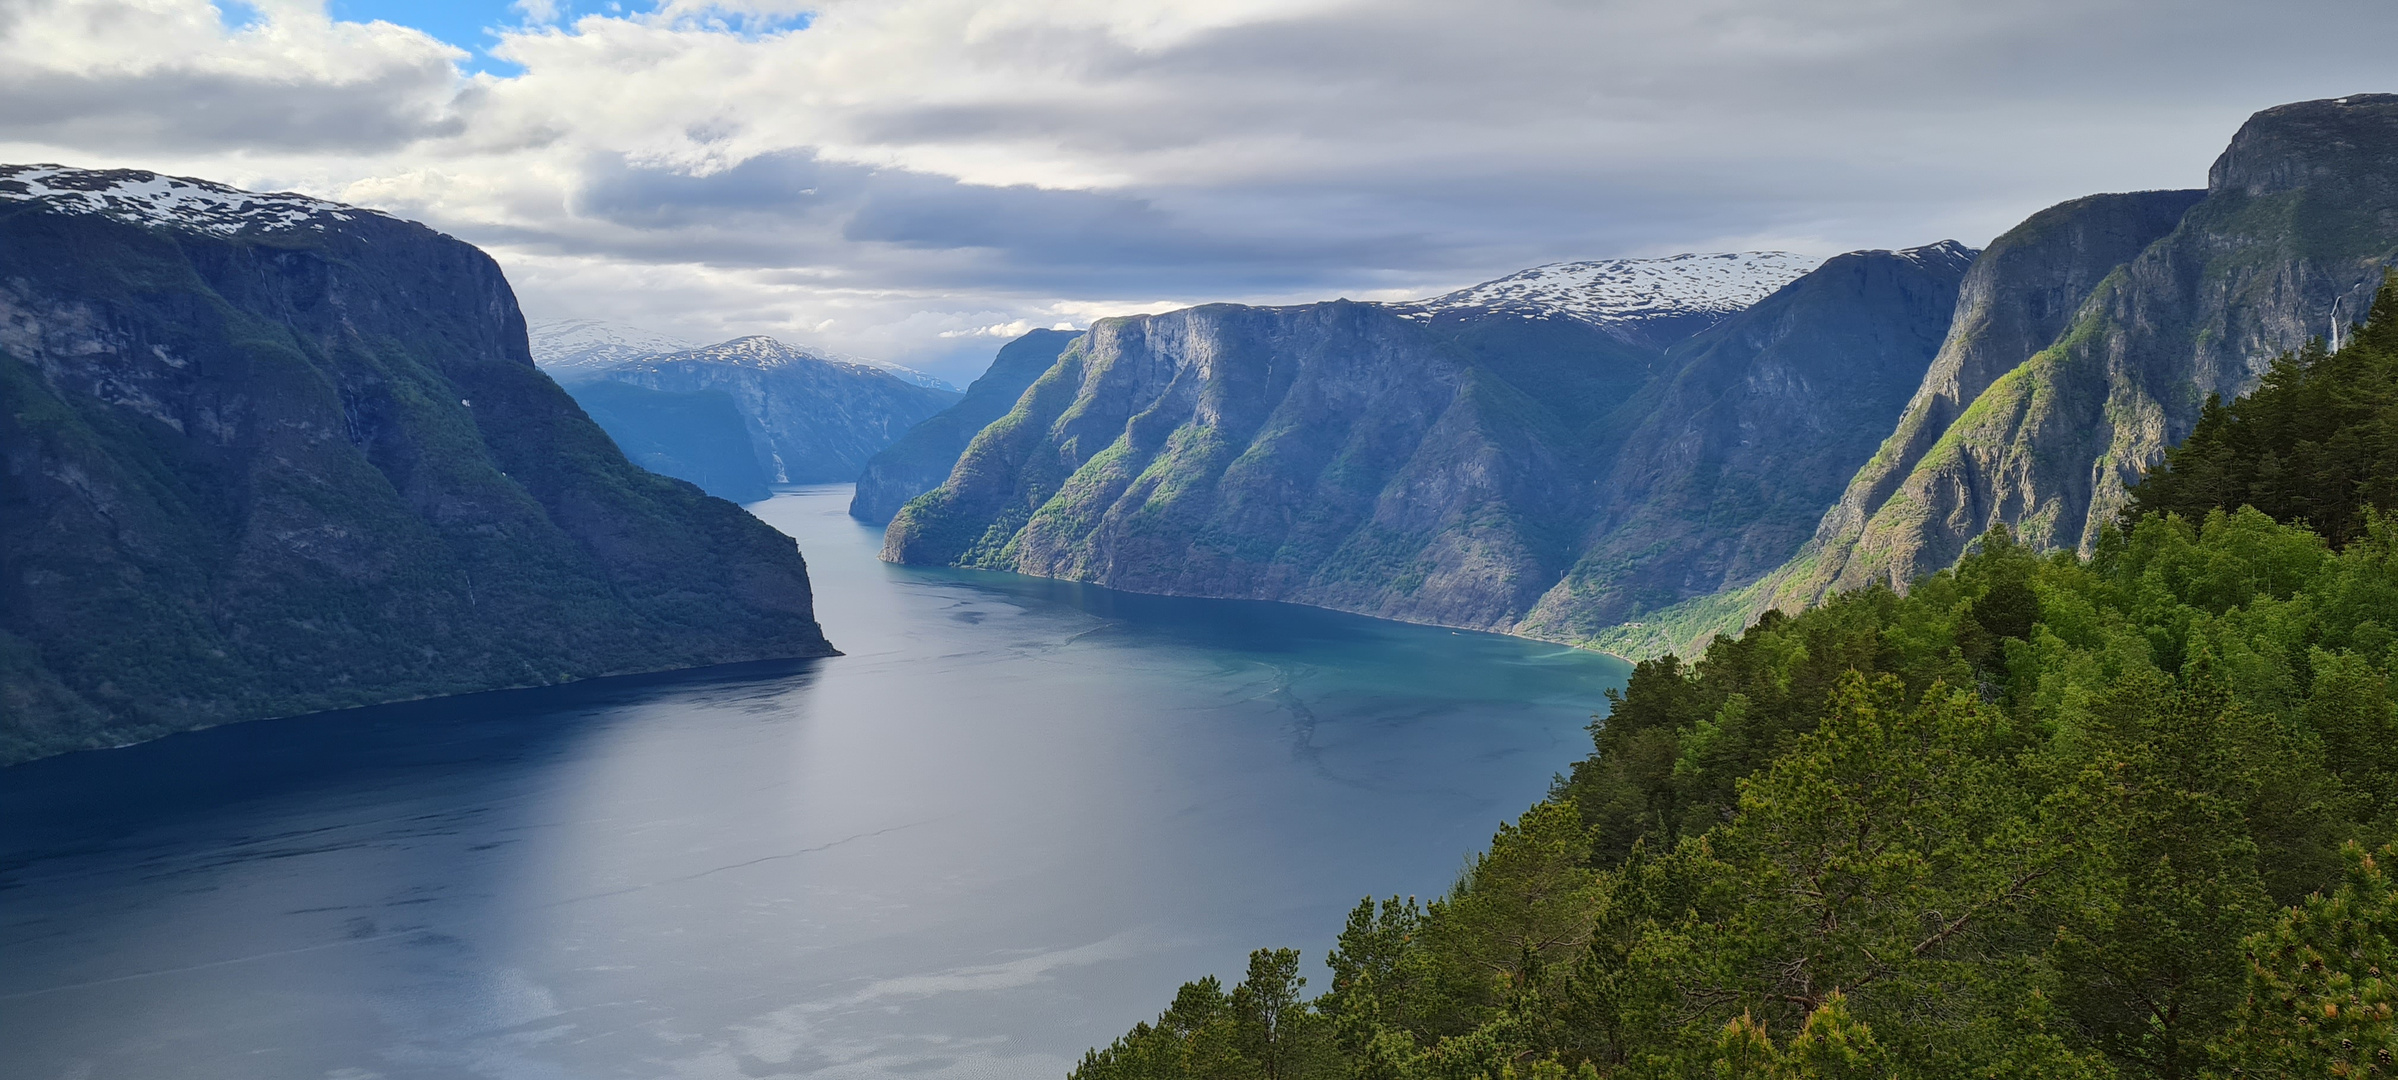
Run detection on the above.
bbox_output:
[1070,284,2398,1079]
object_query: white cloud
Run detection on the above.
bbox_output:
[3,0,2396,382]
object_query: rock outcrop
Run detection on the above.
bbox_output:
[0,166,834,763]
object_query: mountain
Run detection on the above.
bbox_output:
[849,328,1081,523]
[574,336,961,486]
[527,317,696,377]
[1590,95,2398,659]
[1396,250,1822,349]
[0,165,834,764]
[1517,241,1976,642]
[564,381,774,503]
[529,318,955,391]
[882,245,1969,635]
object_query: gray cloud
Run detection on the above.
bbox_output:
[0,70,470,151]
[0,0,469,152]
[5,0,2398,374]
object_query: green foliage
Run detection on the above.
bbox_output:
[1075,952,1335,1080]
[2220,841,2398,1076]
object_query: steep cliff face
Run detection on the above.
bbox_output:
[1740,96,2398,623]
[884,247,1966,636]
[849,328,1079,523]
[574,336,960,485]
[0,166,833,763]
[1772,190,2207,600]
[885,302,1566,629]
[1519,242,1975,641]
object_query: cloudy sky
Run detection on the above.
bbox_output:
[4,0,2396,381]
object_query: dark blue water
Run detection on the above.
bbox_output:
[0,486,1628,1080]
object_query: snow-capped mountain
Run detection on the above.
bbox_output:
[622,336,931,386]
[0,164,378,236]
[530,321,956,391]
[786,344,957,392]
[635,336,852,373]
[1398,251,1823,342]
[591,336,962,484]
[528,319,699,376]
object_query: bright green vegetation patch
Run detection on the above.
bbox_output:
[1581,577,1771,661]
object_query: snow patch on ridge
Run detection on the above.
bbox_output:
[0,164,377,236]
[1400,251,1823,326]
[531,321,958,391]
[530,318,698,374]
[623,336,958,391]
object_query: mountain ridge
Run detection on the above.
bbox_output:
[561,334,961,487]
[882,244,1971,638]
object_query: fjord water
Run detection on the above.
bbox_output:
[0,487,1628,1080]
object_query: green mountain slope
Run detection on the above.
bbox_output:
[850,327,1080,523]
[2127,271,2398,546]
[0,167,833,763]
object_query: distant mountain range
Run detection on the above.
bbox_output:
[0,165,834,763]
[849,329,1083,523]
[527,318,697,376]
[532,319,958,390]
[533,326,960,497]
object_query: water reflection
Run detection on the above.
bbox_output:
[0,486,1627,1080]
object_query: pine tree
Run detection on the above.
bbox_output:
[2220,842,2398,1076]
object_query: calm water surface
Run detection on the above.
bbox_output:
[0,486,1628,1080]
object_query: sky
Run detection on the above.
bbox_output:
[4,0,2398,383]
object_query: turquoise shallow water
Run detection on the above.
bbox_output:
[0,486,1628,1080]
